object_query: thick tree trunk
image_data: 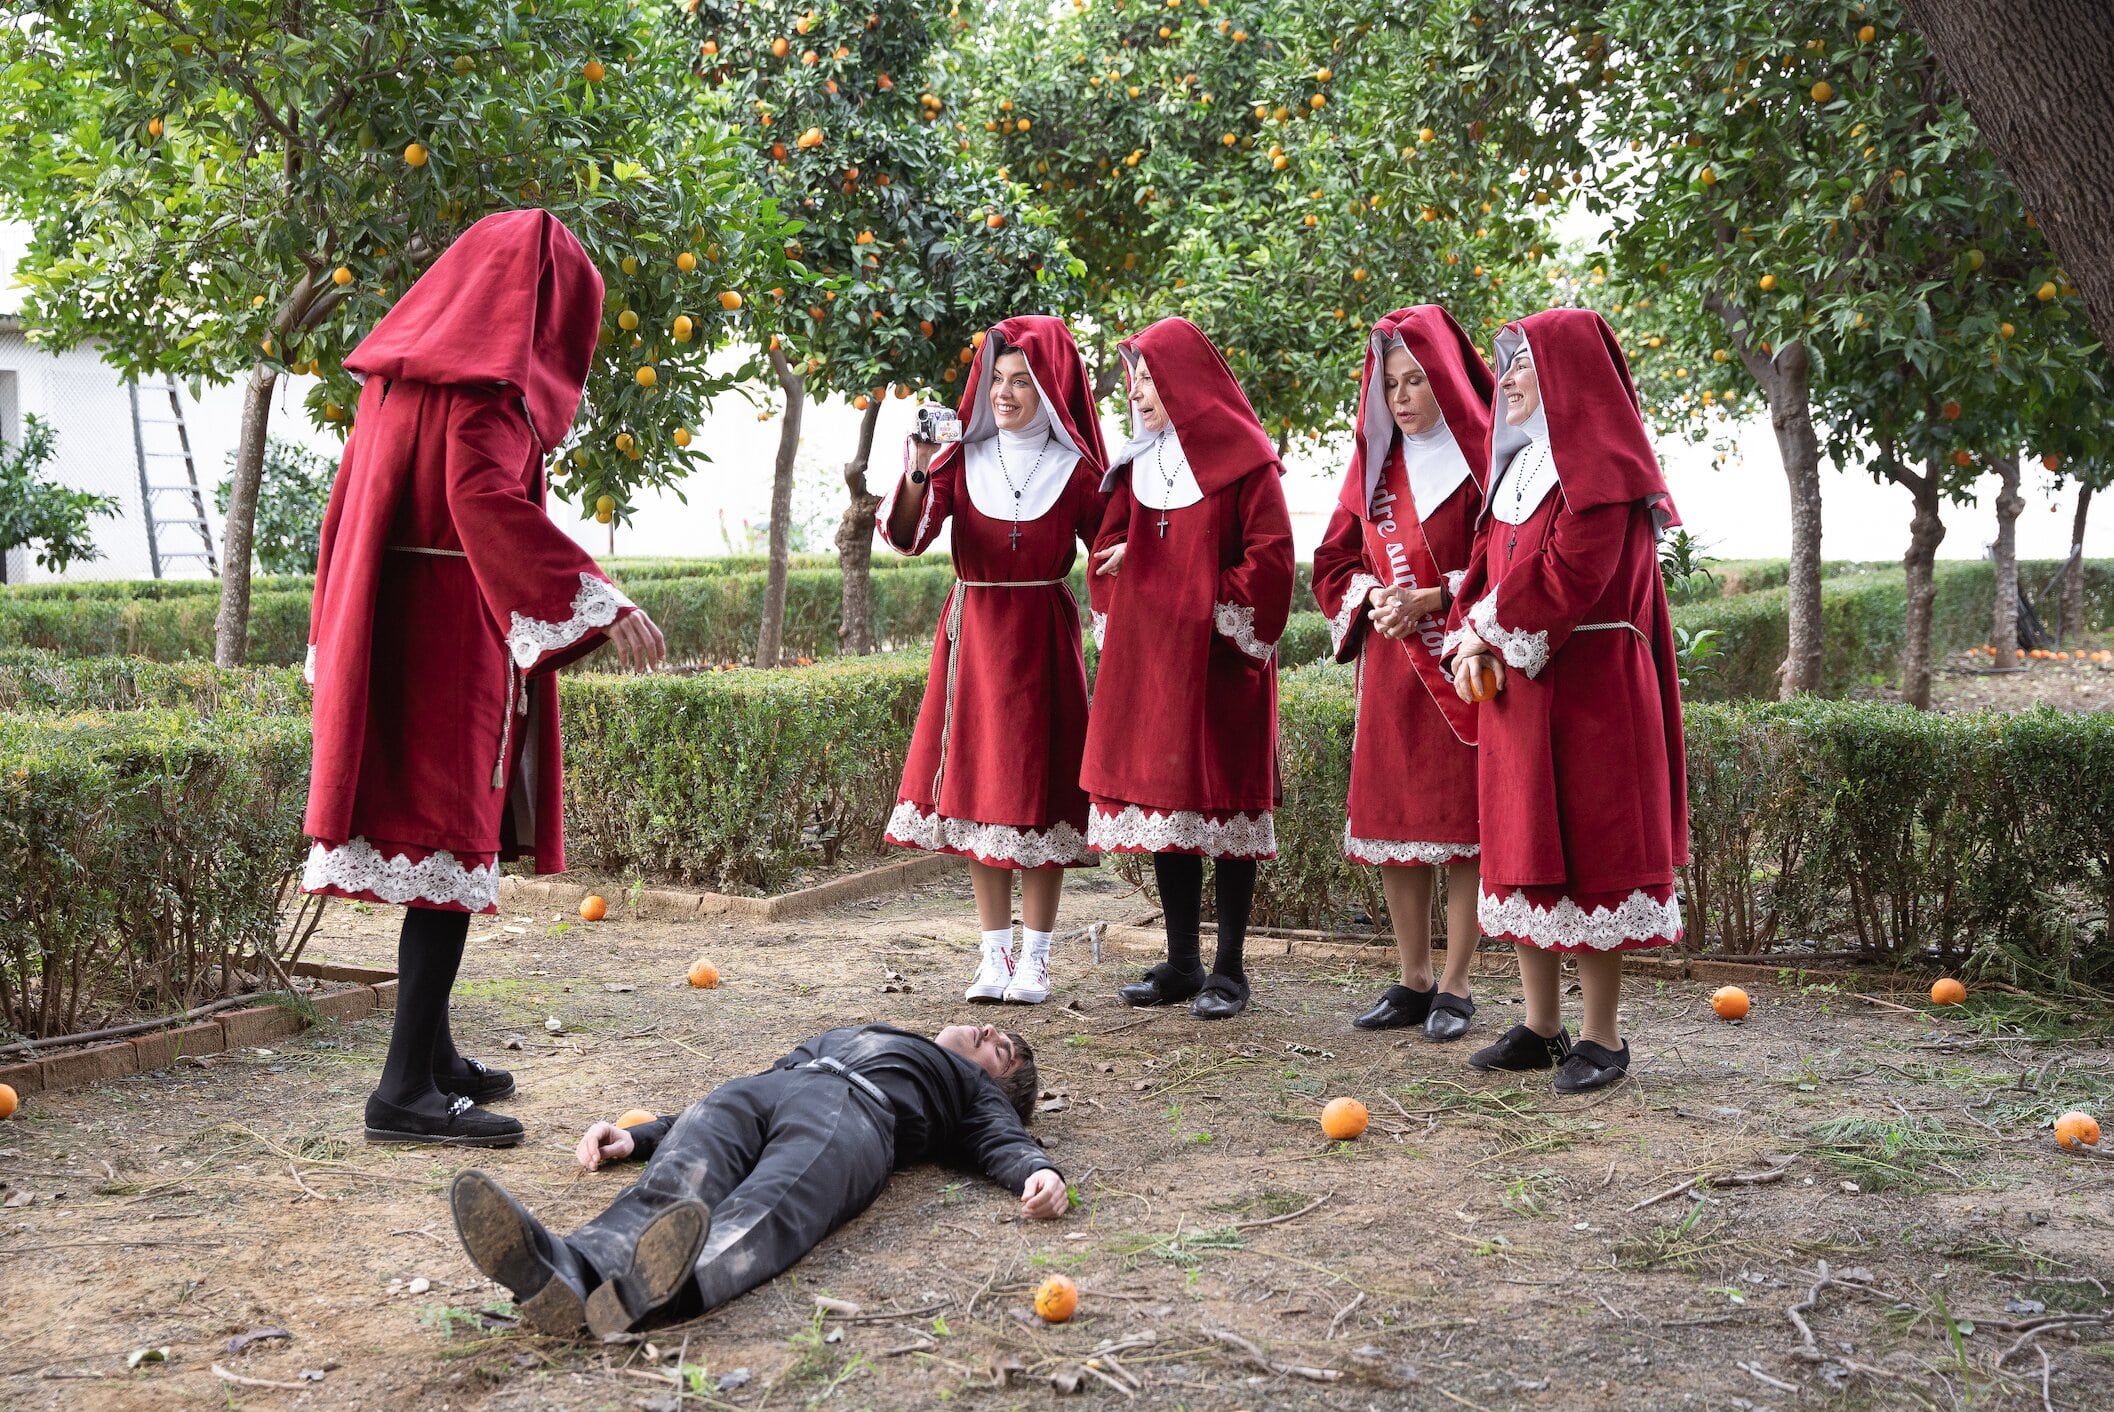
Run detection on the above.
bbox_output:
[1093,352,1124,405]
[1900,1,2114,352]
[213,362,278,666]
[1899,461,1948,710]
[834,398,887,655]
[758,346,806,669]
[1988,450,2024,658]
[2060,481,2093,644]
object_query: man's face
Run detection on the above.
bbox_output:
[935,1022,1023,1080]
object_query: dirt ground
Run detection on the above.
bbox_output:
[1863,633,2114,714]
[3,868,2111,1412]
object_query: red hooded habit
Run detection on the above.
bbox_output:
[1311,305,1490,866]
[1442,307,1689,952]
[300,209,638,914]
[1080,317,1294,859]
[876,315,1110,868]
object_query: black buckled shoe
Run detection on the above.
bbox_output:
[442,1056,517,1105]
[584,1199,713,1338]
[1552,1038,1631,1094]
[365,1093,524,1148]
[1424,992,1476,1043]
[1467,1023,1571,1072]
[1189,972,1250,1021]
[450,1170,594,1337]
[1118,961,1208,1008]
[1353,983,1434,1031]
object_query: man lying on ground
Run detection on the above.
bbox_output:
[450,1021,1065,1337]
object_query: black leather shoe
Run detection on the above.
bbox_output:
[1190,972,1249,1021]
[365,1093,524,1148]
[441,1056,517,1105]
[1553,1038,1631,1094]
[1118,961,1207,1008]
[585,1199,713,1338]
[1424,991,1475,1042]
[1353,983,1434,1031]
[450,1170,593,1336]
[1467,1023,1571,1072]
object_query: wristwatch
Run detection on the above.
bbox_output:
[909,467,928,486]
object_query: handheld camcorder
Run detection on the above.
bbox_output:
[914,406,963,445]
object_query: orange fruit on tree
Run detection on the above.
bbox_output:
[701,39,718,57]
[688,958,722,989]
[580,894,609,921]
[595,494,616,516]
[635,365,657,388]
[1941,400,1962,420]
[583,59,605,82]
[147,116,164,139]
[1858,23,1877,43]
[1033,1274,1079,1323]
[615,1108,658,1129]
[0,1082,16,1120]
[853,394,871,410]
[798,126,825,148]
[617,309,640,331]
[404,142,429,167]
[918,319,935,337]
[673,427,692,447]
[613,432,635,453]
[1710,986,1751,1021]
[676,251,697,273]
[1759,274,1777,292]
[2054,1111,2100,1151]
[332,265,353,286]
[671,315,694,343]
[771,36,789,57]
[1810,80,1834,103]
[1320,1097,1368,1141]
[1930,976,1967,1006]
[986,212,1006,229]
[718,290,743,310]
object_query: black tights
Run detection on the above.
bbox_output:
[1152,853,1257,982]
[374,907,472,1111]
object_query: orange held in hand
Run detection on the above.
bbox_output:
[0,1082,16,1119]
[580,894,609,922]
[1034,1274,1079,1323]
[1930,977,1967,1006]
[616,1108,658,1129]
[2054,1111,2100,1151]
[1320,1097,1369,1141]
[688,959,721,989]
[1710,986,1751,1021]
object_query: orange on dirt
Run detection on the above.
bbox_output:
[1033,1274,1079,1323]
[404,142,429,168]
[615,1108,658,1129]
[1930,976,1967,1006]
[688,959,722,989]
[1710,986,1751,1021]
[2055,1111,2100,1151]
[580,894,609,921]
[0,1082,15,1120]
[1320,1097,1368,1141]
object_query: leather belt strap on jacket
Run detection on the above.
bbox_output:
[930,576,1071,802]
[799,1056,890,1108]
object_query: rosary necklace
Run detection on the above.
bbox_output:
[1152,432,1181,537]
[1505,439,1548,560]
[995,432,1053,550]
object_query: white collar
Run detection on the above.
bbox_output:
[1490,431,1557,525]
[1118,426,1204,511]
[1361,332,1475,522]
[958,363,1081,521]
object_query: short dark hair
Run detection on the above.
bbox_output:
[996,1032,1038,1123]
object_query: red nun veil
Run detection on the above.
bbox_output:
[929,314,1110,480]
[1110,317,1280,493]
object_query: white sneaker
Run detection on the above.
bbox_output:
[1003,947,1051,1004]
[965,942,1014,1002]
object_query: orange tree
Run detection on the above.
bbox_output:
[680,0,1081,661]
[0,0,791,663]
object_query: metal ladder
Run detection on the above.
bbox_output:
[128,375,218,578]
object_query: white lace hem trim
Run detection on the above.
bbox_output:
[1465,586,1550,678]
[1477,886,1682,951]
[507,573,633,670]
[302,836,499,912]
[303,643,317,687]
[1213,601,1276,661]
[885,801,1097,868]
[1090,611,1108,651]
[1343,824,1479,866]
[1087,803,1276,858]
[1329,573,1383,657]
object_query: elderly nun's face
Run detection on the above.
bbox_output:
[1129,360,1170,435]
[988,349,1041,433]
[1382,346,1443,437]
[1500,347,1542,427]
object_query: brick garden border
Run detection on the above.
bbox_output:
[0,960,398,1102]
[498,850,967,922]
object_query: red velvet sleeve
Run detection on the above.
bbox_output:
[1312,504,1381,664]
[1458,500,1628,679]
[1440,515,1497,669]
[1213,468,1295,662]
[1088,474,1133,648]
[874,439,956,556]
[443,392,635,677]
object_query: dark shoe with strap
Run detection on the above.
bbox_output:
[1189,972,1250,1021]
[1353,982,1434,1031]
[441,1056,516,1105]
[1118,961,1208,1008]
[584,1199,713,1338]
[365,1093,524,1148]
[1467,1023,1571,1072]
[450,1170,594,1337]
[1552,1038,1631,1094]
[1424,991,1476,1043]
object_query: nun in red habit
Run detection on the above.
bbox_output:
[877,316,1109,1006]
[1311,306,1490,1041]
[302,210,666,1146]
[1442,307,1688,1094]
[1082,317,1295,1021]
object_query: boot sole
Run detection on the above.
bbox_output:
[450,1173,585,1336]
[585,1200,711,1338]
[366,1125,523,1148]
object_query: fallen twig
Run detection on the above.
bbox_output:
[1230,1192,1332,1232]
[1627,1155,1796,1213]
[1738,1360,1799,1392]
[1326,1292,1365,1340]
[212,1363,309,1391]
[1200,1325,1340,1382]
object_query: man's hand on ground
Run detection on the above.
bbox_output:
[576,1120,635,1172]
[1020,1168,1068,1220]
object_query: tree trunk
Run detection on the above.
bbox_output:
[1093,352,1125,405]
[213,362,278,666]
[1899,1,2114,352]
[1988,449,2024,658]
[757,346,805,669]
[2060,481,2093,644]
[1899,460,1948,710]
[834,398,888,656]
